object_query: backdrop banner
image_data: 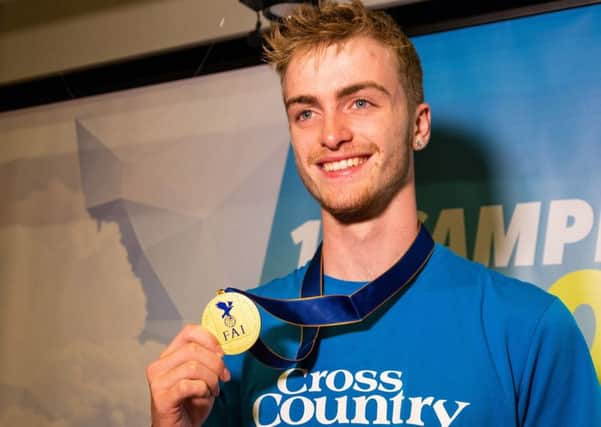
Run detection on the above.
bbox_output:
[0,3,599,426]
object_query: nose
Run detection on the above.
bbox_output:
[320,111,352,149]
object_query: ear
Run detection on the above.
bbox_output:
[412,103,431,151]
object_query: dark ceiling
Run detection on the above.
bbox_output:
[0,0,595,112]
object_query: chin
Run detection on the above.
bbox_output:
[320,195,384,224]
[319,182,404,224]
[326,207,377,224]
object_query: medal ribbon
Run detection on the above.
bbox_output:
[225,225,434,369]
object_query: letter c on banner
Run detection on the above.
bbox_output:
[277,368,308,395]
[549,269,601,382]
[253,393,282,427]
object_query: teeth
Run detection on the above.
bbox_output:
[322,157,366,172]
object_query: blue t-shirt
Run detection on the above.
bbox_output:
[206,244,601,426]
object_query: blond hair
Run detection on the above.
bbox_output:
[263,0,424,110]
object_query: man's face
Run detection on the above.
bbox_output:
[283,36,420,221]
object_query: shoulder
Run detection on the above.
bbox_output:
[428,245,600,411]
[428,243,562,350]
[248,264,309,299]
[426,243,556,316]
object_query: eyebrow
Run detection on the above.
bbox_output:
[284,81,391,111]
[337,81,391,99]
[284,95,318,111]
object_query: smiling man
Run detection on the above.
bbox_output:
[146,1,600,426]
[283,33,429,279]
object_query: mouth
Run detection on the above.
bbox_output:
[320,156,369,173]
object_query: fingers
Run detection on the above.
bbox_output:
[161,323,222,359]
[155,358,221,397]
[150,378,214,427]
[148,324,230,384]
[147,324,232,424]
[157,341,230,383]
[172,378,213,401]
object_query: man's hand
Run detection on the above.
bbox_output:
[146,324,231,427]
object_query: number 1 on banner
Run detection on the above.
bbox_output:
[291,220,321,268]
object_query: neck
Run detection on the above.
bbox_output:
[321,185,419,282]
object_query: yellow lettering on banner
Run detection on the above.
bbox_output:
[548,270,601,382]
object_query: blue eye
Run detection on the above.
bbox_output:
[354,99,369,109]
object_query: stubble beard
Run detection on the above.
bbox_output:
[295,141,413,224]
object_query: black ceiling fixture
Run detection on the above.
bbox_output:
[240,0,319,22]
[239,1,318,47]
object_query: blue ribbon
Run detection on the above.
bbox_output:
[225,225,434,369]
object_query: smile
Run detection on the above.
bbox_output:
[321,156,368,172]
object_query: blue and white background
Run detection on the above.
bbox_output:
[0,4,599,426]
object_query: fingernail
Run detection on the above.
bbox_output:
[224,367,231,382]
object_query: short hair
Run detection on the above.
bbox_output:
[263,0,424,110]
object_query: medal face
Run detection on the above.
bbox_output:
[201,292,261,355]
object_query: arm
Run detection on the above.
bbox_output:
[518,298,601,426]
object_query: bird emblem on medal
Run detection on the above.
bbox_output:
[216,301,236,327]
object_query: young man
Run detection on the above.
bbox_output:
[146,1,600,426]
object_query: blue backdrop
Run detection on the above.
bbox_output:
[261,3,601,378]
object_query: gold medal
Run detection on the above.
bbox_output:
[201,290,261,355]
